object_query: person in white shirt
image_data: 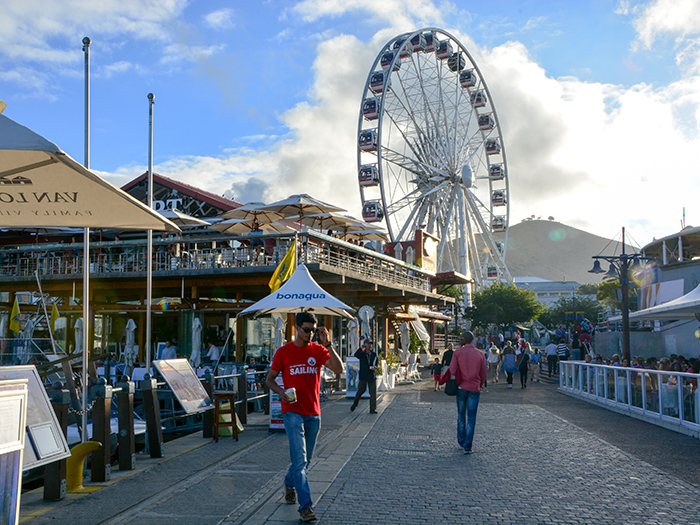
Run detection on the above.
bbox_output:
[206,342,221,363]
[160,340,177,360]
[545,341,558,378]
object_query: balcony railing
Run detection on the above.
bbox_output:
[0,231,434,292]
[559,361,700,437]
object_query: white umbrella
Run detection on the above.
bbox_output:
[274,316,286,350]
[237,264,355,318]
[159,208,209,228]
[210,218,293,235]
[190,317,202,368]
[347,318,360,355]
[359,307,372,341]
[124,319,137,370]
[74,317,84,355]
[218,201,285,223]
[400,321,411,364]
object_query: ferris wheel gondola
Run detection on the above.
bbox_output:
[356,28,512,291]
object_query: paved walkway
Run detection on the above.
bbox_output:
[20,372,700,524]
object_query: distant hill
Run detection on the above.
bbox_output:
[504,220,633,285]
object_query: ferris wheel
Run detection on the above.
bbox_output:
[357,28,512,290]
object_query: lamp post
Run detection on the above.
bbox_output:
[588,227,653,363]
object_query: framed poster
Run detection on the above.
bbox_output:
[152,359,212,414]
[0,366,71,470]
[269,375,285,431]
[344,357,369,398]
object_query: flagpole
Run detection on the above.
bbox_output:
[146,93,154,369]
[81,36,91,443]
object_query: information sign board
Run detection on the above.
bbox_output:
[0,366,71,470]
[152,359,212,414]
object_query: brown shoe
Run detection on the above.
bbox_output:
[285,485,296,504]
[300,507,317,522]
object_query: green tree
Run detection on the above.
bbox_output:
[466,282,545,329]
[576,283,598,295]
[538,295,603,329]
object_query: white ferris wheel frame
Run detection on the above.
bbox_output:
[357,27,513,289]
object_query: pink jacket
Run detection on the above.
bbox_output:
[448,344,487,392]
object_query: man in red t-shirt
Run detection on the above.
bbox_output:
[266,311,343,523]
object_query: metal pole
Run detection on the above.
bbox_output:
[620,227,631,363]
[81,36,91,443]
[146,93,154,368]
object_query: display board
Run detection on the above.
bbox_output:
[269,375,285,431]
[0,366,71,471]
[152,359,212,414]
[0,379,28,525]
[344,357,369,398]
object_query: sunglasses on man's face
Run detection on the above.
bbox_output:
[298,326,315,334]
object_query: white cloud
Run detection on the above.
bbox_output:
[203,8,237,30]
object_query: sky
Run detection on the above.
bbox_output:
[1,0,700,249]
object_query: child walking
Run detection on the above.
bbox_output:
[431,358,442,391]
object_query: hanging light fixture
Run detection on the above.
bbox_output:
[604,263,619,277]
[588,260,605,274]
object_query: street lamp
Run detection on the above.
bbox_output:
[588,227,654,362]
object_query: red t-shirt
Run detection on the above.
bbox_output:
[271,341,331,416]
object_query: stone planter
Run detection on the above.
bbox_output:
[420,353,430,365]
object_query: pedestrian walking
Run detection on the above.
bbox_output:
[518,345,530,389]
[501,344,517,389]
[447,331,487,454]
[265,312,344,523]
[441,343,454,373]
[431,357,442,391]
[557,339,570,367]
[529,347,541,382]
[350,339,378,413]
[545,340,558,378]
[487,345,500,383]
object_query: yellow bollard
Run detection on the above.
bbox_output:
[66,441,103,493]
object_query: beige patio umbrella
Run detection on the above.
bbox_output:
[217,201,285,223]
[257,194,346,222]
[159,208,210,228]
[284,211,361,233]
[345,229,389,242]
[0,109,179,441]
[210,218,294,235]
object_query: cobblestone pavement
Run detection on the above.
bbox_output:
[20,375,700,525]
[315,382,700,525]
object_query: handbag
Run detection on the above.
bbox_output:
[440,367,461,396]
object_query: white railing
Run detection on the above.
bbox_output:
[559,361,700,437]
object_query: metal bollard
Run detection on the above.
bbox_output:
[139,374,163,458]
[116,377,136,470]
[202,372,214,439]
[237,366,248,424]
[90,378,112,482]
[44,388,69,501]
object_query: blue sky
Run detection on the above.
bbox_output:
[1,0,700,247]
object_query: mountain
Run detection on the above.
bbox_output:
[503,220,633,285]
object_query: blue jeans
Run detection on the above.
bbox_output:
[283,412,320,511]
[456,388,480,451]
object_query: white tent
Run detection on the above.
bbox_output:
[628,284,700,321]
[237,264,355,318]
